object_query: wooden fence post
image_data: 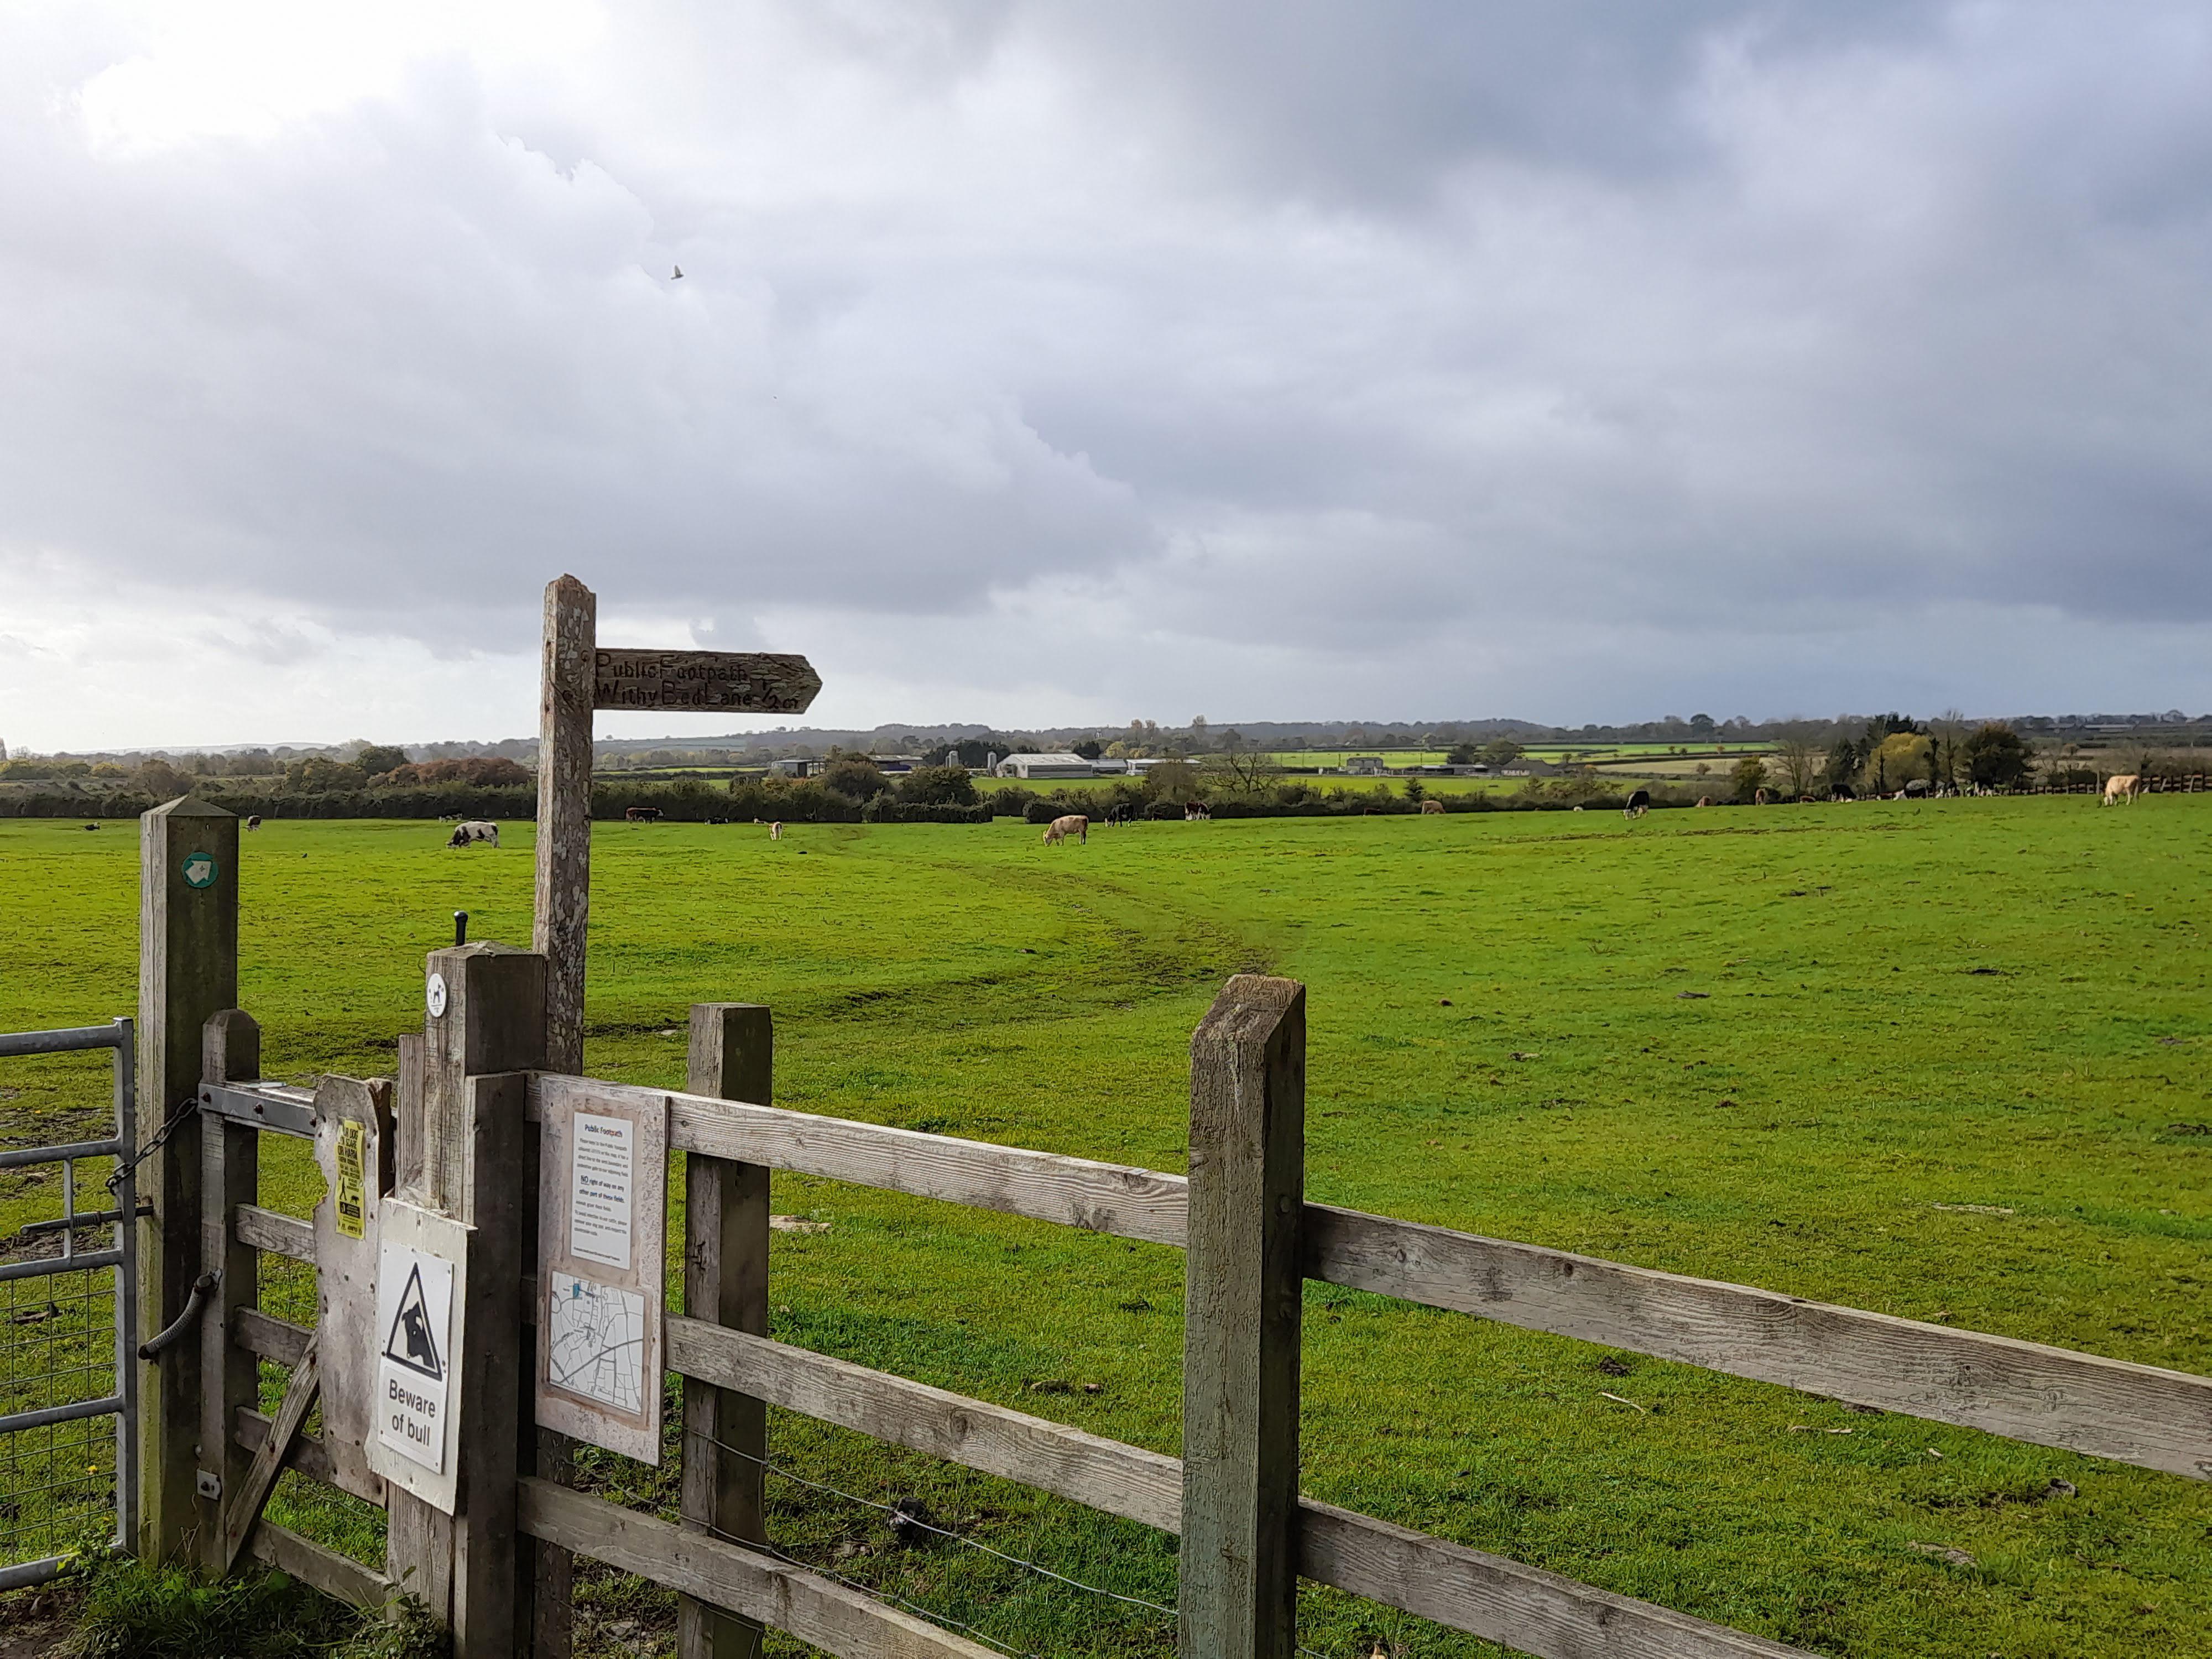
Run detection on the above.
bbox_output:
[137,796,238,1565]
[680,1005,773,1659]
[1180,975,1306,1659]
[199,1009,260,1576]
[387,943,546,1658]
[535,573,596,1077]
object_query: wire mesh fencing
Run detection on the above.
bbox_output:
[2,1245,123,1572]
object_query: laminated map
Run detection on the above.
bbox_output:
[545,1271,648,1414]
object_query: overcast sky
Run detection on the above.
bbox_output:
[4,1,2209,751]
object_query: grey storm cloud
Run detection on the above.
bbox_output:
[2,0,2210,748]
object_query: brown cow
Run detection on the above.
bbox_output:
[1754,789,1772,806]
[1420,799,1445,815]
[1042,814,1089,846]
[2101,774,2142,806]
[625,806,662,823]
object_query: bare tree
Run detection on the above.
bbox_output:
[1201,731,1281,794]
[1773,734,1821,797]
[1929,709,1968,791]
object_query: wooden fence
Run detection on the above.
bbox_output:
[128,804,2211,1659]
[162,992,2212,1658]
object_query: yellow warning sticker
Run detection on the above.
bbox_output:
[336,1119,367,1239]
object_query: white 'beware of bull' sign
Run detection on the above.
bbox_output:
[365,1200,471,1513]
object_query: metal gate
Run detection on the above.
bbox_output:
[0,1020,138,1591]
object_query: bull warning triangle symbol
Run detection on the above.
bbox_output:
[382,1264,444,1380]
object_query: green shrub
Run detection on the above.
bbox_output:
[819,758,890,801]
[893,765,980,807]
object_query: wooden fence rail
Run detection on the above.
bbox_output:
[531,1074,2212,1482]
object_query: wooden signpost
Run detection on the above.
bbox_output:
[531,577,817,1659]
[534,578,820,1077]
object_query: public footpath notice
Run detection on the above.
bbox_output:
[569,1113,635,1269]
[365,1201,471,1512]
[534,1079,667,1464]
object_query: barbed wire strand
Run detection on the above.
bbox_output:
[651,1476,1036,1658]
[679,1425,1347,1659]
[693,1426,1178,1618]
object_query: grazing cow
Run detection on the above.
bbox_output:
[1042,813,1089,846]
[625,806,662,823]
[1623,789,1651,820]
[1421,799,1446,815]
[770,821,782,840]
[2101,774,2142,806]
[1754,788,1772,806]
[446,820,499,848]
[82,822,100,831]
[1104,804,1132,828]
[1183,802,1212,822]
[246,815,263,831]
[1904,779,1930,799]
[1830,784,1856,802]
[1695,796,1713,808]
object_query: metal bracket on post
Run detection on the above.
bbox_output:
[197,1081,315,1139]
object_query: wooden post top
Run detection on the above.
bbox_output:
[1192,975,1305,1049]
[144,796,236,820]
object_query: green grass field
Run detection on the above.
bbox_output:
[3,801,2209,1657]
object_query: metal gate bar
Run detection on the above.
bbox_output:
[0,1018,137,1592]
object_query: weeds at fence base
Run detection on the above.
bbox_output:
[52,1553,446,1659]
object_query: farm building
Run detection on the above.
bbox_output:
[1343,754,1387,774]
[994,752,1098,780]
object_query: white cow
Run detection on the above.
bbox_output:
[2101,774,2142,806]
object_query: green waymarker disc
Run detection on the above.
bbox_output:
[181,852,219,889]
